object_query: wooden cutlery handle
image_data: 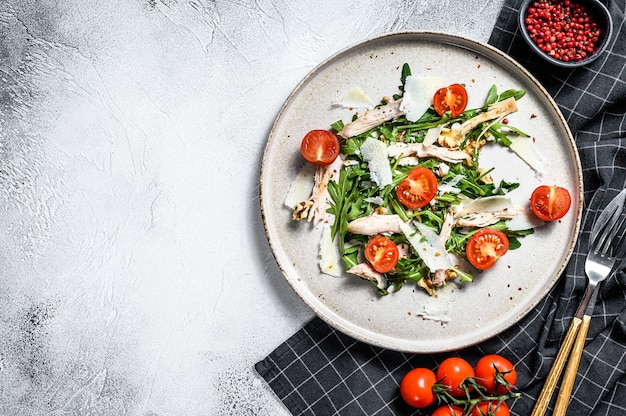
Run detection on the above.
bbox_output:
[530,317,582,416]
[553,314,592,416]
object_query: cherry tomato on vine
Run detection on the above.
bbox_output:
[400,368,437,409]
[396,166,438,209]
[530,185,571,221]
[436,357,475,397]
[432,404,464,416]
[465,228,509,270]
[364,236,399,273]
[433,84,468,117]
[470,400,510,416]
[474,354,517,395]
[300,130,340,166]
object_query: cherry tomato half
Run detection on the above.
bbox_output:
[364,236,399,273]
[433,84,468,117]
[396,166,438,210]
[300,130,340,166]
[530,185,571,221]
[432,405,464,416]
[436,357,475,397]
[465,228,509,270]
[399,368,437,409]
[474,354,517,395]
[470,400,510,416]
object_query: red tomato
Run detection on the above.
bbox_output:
[300,130,340,166]
[400,368,437,409]
[530,185,571,221]
[470,401,510,416]
[465,228,509,270]
[396,166,438,209]
[436,357,475,397]
[474,355,517,395]
[433,84,468,117]
[364,236,399,273]
[432,405,464,416]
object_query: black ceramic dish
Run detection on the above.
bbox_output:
[518,0,613,68]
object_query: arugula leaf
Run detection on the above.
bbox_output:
[484,84,498,106]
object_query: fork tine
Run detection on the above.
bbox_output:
[597,213,626,257]
[590,189,626,253]
[608,214,626,257]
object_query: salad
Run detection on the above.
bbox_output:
[287,63,570,296]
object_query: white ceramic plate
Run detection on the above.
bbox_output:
[260,32,583,353]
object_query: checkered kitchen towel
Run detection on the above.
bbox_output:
[256,1,626,414]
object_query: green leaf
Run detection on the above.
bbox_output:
[484,84,498,106]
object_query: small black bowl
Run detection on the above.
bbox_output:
[518,0,613,68]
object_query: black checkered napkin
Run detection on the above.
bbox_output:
[256,1,626,414]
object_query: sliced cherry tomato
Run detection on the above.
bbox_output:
[436,357,475,397]
[300,129,340,166]
[530,185,571,221]
[474,354,517,395]
[396,166,438,209]
[432,405,464,416]
[465,228,509,270]
[400,367,437,409]
[364,236,399,273]
[433,84,468,117]
[470,401,510,416]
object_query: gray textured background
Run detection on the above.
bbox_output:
[0,1,504,414]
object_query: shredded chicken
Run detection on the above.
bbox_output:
[292,164,335,224]
[431,269,447,286]
[387,142,471,163]
[438,210,456,244]
[456,208,520,228]
[338,100,404,138]
[347,214,404,235]
[435,97,519,151]
[346,263,386,289]
[460,97,518,137]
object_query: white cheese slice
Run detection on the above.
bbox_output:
[332,87,375,109]
[509,136,545,178]
[319,222,341,277]
[284,163,316,208]
[400,221,454,272]
[400,75,445,122]
[438,174,465,195]
[360,137,393,187]
[423,125,444,146]
[457,196,514,217]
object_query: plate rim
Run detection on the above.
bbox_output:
[259,30,584,352]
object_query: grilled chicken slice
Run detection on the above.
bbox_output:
[346,263,386,289]
[347,214,404,235]
[338,100,404,139]
[387,142,471,163]
[460,97,518,136]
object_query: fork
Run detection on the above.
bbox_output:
[531,188,626,416]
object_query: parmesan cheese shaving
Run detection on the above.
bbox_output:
[360,137,393,187]
[284,163,316,208]
[319,223,341,277]
[400,75,445,122]
[509,136,545,178]
[457,196,514,217]
[400,221,454,272]
[332,87,375,110]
